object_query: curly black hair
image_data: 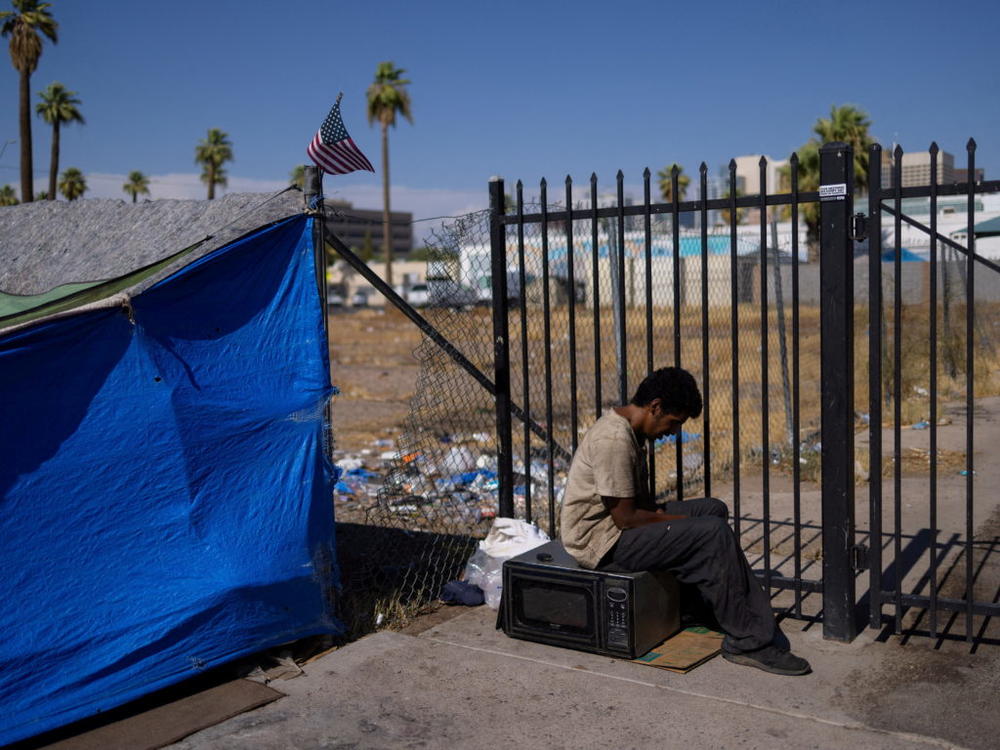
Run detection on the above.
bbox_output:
[629,367,703,418]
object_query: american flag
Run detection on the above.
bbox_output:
[306,94,374,175]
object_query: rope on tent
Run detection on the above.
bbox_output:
[307,192,325,214]
[122,295,135,325]
[196,185,302,243]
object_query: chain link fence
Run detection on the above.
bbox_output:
[346,205,813,615]
[338,199,1000,626]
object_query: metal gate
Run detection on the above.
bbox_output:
[862,140,1000,642]
[487,141,1000,642]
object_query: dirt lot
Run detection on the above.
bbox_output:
[327,303,1000,646]
[327,307,423,453]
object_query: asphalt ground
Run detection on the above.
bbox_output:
[169,397,1000,750]
[168,598,998,750]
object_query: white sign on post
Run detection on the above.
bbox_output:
[819,183,848,201]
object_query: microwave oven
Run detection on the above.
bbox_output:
[501,540,680,659]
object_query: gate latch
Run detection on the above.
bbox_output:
[851,544,869,572]
[849,212,868,243]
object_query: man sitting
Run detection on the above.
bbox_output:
[560,367,811,676]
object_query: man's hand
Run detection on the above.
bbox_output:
[603,496,686,529]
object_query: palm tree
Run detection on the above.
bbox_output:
[194,128,233,200]
[290,164,305,189]
[0,183,18,205]
[811,104,874,190]
[199,163,228,198]
[36,81,83,200]
[57,165,85,200]
[656,163,690,203]
[367,61,412,286]
[1,1,57,203]
[122,170,150,203]
[782,104,875,260]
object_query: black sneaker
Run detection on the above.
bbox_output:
[722,645,811,676]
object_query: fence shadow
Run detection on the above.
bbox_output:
[335,522,477,641]
[736,516,998,650]
[868,528,1000,651]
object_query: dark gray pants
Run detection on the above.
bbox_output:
[600,497,776,653]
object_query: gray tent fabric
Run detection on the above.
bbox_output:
[0,207,338,745]
[0,189,306,332]
[1,190,305,295]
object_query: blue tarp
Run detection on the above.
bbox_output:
[0,215,340,744]
[655,430,702,446]
[881,247,925,262]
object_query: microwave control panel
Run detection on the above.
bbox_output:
[605,585,630,647]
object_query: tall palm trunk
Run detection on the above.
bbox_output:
[47,120,59,199]
[18,70,33,203]
[207,163,215,200]
[381,121,392,287]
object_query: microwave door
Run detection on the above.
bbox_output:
[506,572,602,652]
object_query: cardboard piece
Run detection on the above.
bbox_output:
[631,626,725,673]
[42,679,283,750]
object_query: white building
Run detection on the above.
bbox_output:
[731,154,790,195]
[882,192,1000,260]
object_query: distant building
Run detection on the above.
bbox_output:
[326,259,429,307]
[882,149,956,187]
[954,167,985,184]
[325,199,413,257]
[729,155,788,225]
[880,148,894,188]
[730,154,789,196]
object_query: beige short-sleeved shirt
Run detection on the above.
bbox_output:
[560,410,648,569]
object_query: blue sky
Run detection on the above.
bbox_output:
[2,0,998,239]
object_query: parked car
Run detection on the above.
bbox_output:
[473,271,534,304]
[351,286,372,307]
[405,283,430,307]
[425,279,479,309]
[326,283,347,307]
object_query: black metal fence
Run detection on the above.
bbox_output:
[865,140,1000,642]
[327,141,1000,646]
[488,158,832,630]
[487,142,1000,642]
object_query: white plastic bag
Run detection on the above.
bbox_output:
[463,518,550,609]
[445,445,477,473]
[462,548,502,607]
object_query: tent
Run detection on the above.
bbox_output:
[0,191,340,745]
[962,215,1000,238]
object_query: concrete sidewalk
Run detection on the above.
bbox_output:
[171,604,999,750]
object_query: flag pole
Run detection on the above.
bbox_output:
[303,164,332,459]
[303,162,337,633]
[304,165,328,329]
[303,89,374,461]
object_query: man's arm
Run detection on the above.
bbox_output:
[603,496,685,530]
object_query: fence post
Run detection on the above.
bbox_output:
[303,166,334,464]
[819,142,857,641]
[489,177,514,518]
